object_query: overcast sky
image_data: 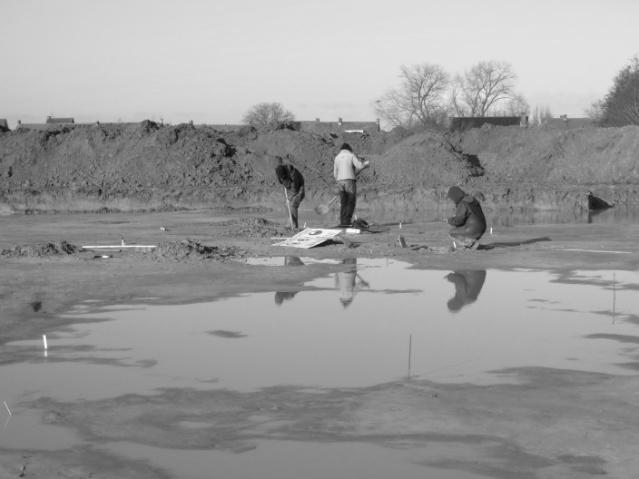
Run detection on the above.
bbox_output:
[2,0,638,128]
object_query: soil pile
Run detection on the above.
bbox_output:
[1,240,78,257]
[459,124,639,211]
[460,124,639,185]
[0,123,394,210]
[1,121,638,214]
[151,240,246,262]
[217,217,290,238]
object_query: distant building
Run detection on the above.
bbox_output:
[298,117,380,135]
[209,117,380,134]
[17,116,77,131]
[46,116,75,124]
[449,116,527,131]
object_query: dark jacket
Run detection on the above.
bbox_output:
[447,186,486,238]
[446,270,487,312]
[276,164,304,193]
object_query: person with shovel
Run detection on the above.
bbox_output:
[333,143,370,227]
[275,156,305,230]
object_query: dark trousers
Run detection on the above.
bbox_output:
[288,186,305,228]
[337,179,356,226]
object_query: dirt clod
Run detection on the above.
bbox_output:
[0,240,78,257]
[219,217,289,238]
[152,239,246,261]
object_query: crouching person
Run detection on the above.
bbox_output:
[446,186,486,251]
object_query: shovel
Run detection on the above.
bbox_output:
[284,187,294,228]
[314,194,339,215]
[314,163,368,215]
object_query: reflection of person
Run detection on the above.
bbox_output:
[447,186,487,250]
[333,143,370,227]
[274,256,305,305]
[334,258,368,308]
[283,255,304,266]
[274,291,299,305]
[275,156,305,229]
[445,270,486,312]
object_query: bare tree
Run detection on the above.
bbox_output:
[493,93,530,116]
[452,61,518,116]
[585,99,604,123]
[375,63,449,128]
[598,55,639,126]
[242,102,295,129]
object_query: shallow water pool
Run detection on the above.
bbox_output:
[3,259,638,401]
[1,258,638,477]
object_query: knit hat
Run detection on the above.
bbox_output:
[447,186,466,204]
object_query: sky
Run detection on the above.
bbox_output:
[1,0,638,128]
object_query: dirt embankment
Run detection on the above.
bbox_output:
[457,124,639,211]
[1,121,638,214]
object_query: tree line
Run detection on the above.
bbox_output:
[375,60,528,129]
[589,55,639,127]
[241,55,639,130]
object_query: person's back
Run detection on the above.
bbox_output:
[334,149,359,180]
[447,186,486,248]
[459,195,486,233]
[275,164,292,188]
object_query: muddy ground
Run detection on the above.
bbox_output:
[1,208,639,478]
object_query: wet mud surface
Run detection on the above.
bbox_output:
[1,209,639,478]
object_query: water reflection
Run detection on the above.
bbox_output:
[334,258,369,308]
[274,257,371,308]
[445,270,487,312]
[274,256,305,305]
[3,263,639,399]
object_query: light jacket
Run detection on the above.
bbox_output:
[333,150,367,181]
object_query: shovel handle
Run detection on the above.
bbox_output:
[284,187,293,227]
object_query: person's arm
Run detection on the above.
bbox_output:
[351,153,370,173]
[448,203,470,226]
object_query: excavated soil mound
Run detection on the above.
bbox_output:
[151,239,246,262]
[217,217,290,238]
[1,122,639,214]
[0,123,393,211]
[0,241,79,257]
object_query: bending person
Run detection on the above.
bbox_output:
[447,186,486,250]
[275,156,305,229]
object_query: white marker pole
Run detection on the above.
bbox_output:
[42,334,48,350]
[3,401,11,416]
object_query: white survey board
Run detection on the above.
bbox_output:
[273,227,359,248]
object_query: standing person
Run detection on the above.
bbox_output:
[275,156,305,230]
[333,143,370,227]
[334,258,369,308]
[447,186,487,250]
